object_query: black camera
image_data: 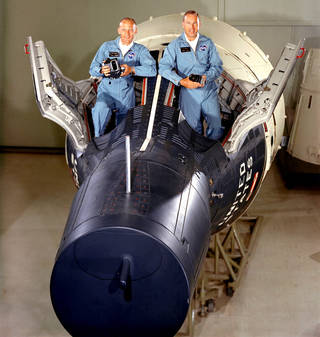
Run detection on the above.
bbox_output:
[102,58,125,79]
[189,74,206,85]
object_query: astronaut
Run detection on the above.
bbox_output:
[159,10,224,140]
[89,17,156,137]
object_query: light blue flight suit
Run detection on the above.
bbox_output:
[89,37,156,137]
[159,34,223,140]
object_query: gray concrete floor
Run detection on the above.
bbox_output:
[0,152,319,337]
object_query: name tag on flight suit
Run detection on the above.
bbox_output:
[109,52,120,57]
[180,47,191,53]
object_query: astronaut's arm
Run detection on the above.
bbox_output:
[133,47,157,77]
[203,42,223,83]
[89,43,106,77]
[159,45,183,86]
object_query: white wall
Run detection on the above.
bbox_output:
[1,0,319,147]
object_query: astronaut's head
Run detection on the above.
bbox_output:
[118,17,137,45]
[182,10,200,41]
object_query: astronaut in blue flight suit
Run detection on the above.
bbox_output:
[159,10,224,140]
[89,17,156,137]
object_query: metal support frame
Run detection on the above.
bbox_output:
[177,215,263,337]
[224,41,304,154]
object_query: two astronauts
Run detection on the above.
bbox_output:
[89,11,223,140]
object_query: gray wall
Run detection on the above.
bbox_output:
[1,0,320,148]
[0,0,5,146]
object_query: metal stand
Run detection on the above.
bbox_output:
[177,215,263,337]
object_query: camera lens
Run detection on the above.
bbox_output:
[111,60,117,71]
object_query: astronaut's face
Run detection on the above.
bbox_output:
[118,20,137,45]
[182,14,199,41]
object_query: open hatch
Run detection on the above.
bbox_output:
[26,36,303,155]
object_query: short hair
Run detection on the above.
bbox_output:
[183,10,200,21]
[119,17,137,26]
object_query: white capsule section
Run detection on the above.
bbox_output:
[288,48,320,165]
[136,14,286,174]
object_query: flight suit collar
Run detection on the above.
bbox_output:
[179,33,207,48]
[184,32,199,43]
[114,37,136,56]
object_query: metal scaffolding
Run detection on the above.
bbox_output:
[178,215,263,337]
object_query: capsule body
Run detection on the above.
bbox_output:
[51,141,212,337]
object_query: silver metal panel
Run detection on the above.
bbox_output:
[224,40,304,154]
[27,36,89,151]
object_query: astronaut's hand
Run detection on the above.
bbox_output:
[121,64,135,77]
[101,65,111,77]
[201,75,207,87]
[180,77,203,89]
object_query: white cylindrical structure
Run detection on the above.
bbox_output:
[136,14,286,176]
[125,135,131,194]
[288,48,320,165]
